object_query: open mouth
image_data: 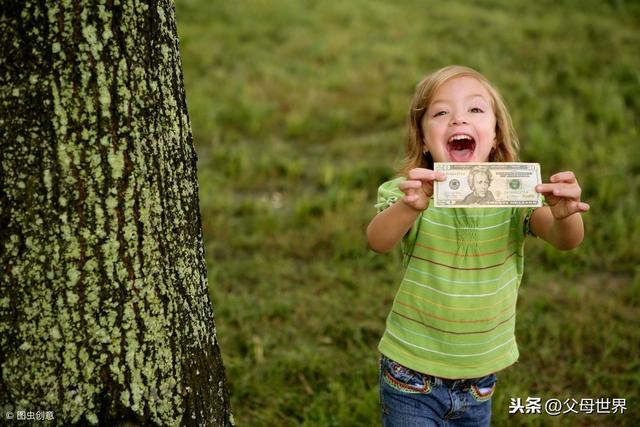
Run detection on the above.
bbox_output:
[447,134,476,162]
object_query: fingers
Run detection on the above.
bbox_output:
[398,180,423,192]
[537,170,589,219]
[535,183,582,200]
[407,168,446,182]
[566,200,590,214]
[403,194,420,203]
[549,171,576,183]
[537,170,583,200]
[400,179,433,202]
[559,200,590,219]
[401,169,445,200]
[399,180,422,203]
[400,169,445,211]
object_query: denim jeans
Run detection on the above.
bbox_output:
[379,355,496,427]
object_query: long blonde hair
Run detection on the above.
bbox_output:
[400,65,519,176]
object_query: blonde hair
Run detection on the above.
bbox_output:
[400,65,519,176]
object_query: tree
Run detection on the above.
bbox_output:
[0,1,233,425]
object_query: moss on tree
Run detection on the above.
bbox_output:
[0,1,232,425]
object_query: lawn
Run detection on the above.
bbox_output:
[176,1,639,425]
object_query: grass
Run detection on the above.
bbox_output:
[176,1,639,425]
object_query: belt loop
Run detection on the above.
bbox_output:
[422,373,431,387]
[428,375,441,387]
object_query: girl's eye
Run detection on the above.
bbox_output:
[470,107,484,113]
[433,110,447,117]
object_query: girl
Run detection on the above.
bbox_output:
[367,65,589,426]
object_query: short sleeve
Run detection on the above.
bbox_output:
[522,207,537,237]
[522,196,548,238]
[374,177,406,212]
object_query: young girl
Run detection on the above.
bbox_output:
[367,65,589,426]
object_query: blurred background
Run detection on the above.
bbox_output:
[176,1,639,425]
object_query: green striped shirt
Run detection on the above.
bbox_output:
[375,177,535,379]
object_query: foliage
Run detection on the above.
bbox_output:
[177,1,639,425]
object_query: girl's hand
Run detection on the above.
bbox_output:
[535,171,590,220]
[399,168,446,211]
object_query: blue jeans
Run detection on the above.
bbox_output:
[379,355,496,426]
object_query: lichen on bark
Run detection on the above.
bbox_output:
[0,1,232,425]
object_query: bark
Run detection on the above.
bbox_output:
[0,1,233,425]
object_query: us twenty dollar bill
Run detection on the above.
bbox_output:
[433,163,542,208]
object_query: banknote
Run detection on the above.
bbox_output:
[433,163,542,208]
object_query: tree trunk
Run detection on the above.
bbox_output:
[0,1,232,425]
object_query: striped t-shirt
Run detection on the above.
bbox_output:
[375,177,535,379]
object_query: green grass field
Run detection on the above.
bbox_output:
[176,1,639,425]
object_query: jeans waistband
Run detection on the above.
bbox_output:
[430,375,479,390]
[381,354,488,391]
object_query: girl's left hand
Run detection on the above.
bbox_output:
[535,171,590,220]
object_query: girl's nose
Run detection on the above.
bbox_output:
[450,111,468,125]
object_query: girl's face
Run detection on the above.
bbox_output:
[422,77,497,163]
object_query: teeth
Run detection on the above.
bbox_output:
[448,134,473,143]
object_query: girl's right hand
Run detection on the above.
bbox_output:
[398,168,447,211]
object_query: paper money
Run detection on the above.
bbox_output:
[433,163,542,208]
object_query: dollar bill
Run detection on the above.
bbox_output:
[433,162,542,208]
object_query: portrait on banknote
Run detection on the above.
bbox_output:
[460,166,495,205]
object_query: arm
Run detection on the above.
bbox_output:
[531,171,589,250]
[367,169,445,253]
[366,199,421,253]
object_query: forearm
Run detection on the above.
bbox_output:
[366,201,422,253]
[536,210,585,251]
[550,213,585,250]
